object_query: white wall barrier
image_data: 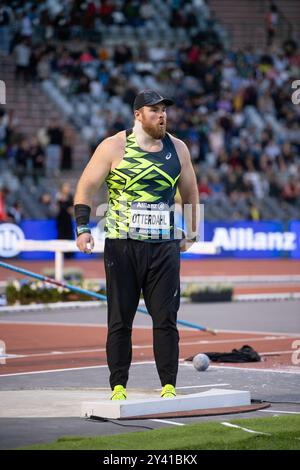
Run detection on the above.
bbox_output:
[16,240,219,281]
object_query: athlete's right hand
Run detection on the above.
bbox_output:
[76,233,95,254]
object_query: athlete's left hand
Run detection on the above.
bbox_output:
[180,238,195,252]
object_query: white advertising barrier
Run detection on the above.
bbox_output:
[0,224,25,258]
[213,227,297,251]
[15,239,219,281]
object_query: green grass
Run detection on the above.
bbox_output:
[17,415,300,450]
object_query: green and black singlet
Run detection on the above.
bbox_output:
[104,128,181,242]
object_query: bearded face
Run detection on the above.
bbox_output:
[138,105,167,139]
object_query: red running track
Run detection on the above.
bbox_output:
[0,323,299,376]
[1,259,300,280]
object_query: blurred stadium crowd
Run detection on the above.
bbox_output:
[0,0,300,224]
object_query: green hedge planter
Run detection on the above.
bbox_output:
[5,281,106,305]
[190,290,233,303]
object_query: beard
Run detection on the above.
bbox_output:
[142,121,166,140]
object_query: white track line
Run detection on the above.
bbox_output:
[0,348,107,359]
[181,275,300,284]
[179,336,296,346]
[259,410,300,415]
[213,365,300,374]
[261,350,297,356]
[0,320,152,329]
[0,360,156,377]
[2,346,294,362]
[182,363,300,374]
[0,321,299,337]
[1,322,299,341]
[1,336,297,361]
[221,422,271,435]
[0,344,165,360]
[0,301,105,312]
[1,357,299,378]
[0,320,104,327]
[0,344,160,360]
[155,384,230,391]
[234,293,300,302]
[0,365,108,377]
[151,419,185,426]
[215,329,300,338]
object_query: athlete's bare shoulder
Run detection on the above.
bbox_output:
[92,130,126,162]
[168,133,190,164]
[98,130,126,151]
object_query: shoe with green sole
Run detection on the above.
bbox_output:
[110,385,127,400]
[161,384,176,398]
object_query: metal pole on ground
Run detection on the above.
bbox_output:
[0,260,216,334]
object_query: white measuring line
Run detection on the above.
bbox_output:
[181,362,300,374]
[155,384,230,391]
[0,341,209,360]
[213,365,300,374]
[0,337,295,359]
[0,320,153,329]
[1,321,298,341]
[0,335,294,361]
[179,335,293,346]
[0,348,107,360]
[1,358,298,378]
[234,293,300,302]
[1,320,299,338]
[181,275,300,284]
[216,329,300,338]
[259,410,300,415]
[151,419,185,427]
[0,354,20,359]
[261,350,297,356]
[0,346,295,362]
[0,322,294,337]
[0,360,157,377]
[0,301,105,312]
[221,421,271,436]
[0,342,172,360]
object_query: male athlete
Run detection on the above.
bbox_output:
[74,90,199,400]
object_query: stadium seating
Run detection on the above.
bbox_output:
[0,0,300,222]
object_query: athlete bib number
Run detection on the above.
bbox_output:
[129,202,170,239]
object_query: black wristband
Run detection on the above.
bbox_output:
[74,204,91,226]
[76,225,91,237]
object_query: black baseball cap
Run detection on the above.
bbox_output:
[133,89,174,110]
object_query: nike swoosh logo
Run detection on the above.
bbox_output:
[165,153,172,160]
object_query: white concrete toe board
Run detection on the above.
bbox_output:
[81,389,251,419]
